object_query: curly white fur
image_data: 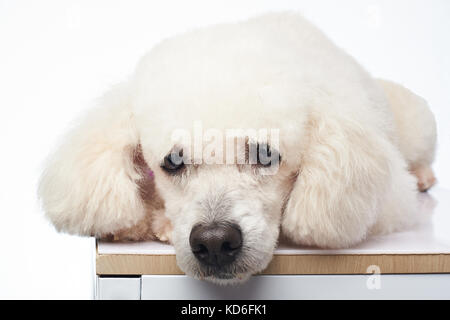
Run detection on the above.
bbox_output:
[39,82,146,236]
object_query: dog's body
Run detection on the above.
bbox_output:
[39,13,436,284]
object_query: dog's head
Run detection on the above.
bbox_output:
[126,23,313,283]
[135,100,307,284]
[141,127,300,284]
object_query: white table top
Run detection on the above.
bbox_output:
[98,187,450,255]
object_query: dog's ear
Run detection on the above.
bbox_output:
[281,112,416,248]
[38,82,151,237]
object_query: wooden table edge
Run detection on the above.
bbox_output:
[96,251,450,275]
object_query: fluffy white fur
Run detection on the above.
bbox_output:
[39,12,437,284]
[39,82,146,236]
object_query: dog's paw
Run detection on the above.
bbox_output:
[152,211,173,243]
[102,212,155,242]
[412,165,437,192]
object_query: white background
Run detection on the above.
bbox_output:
[0,0,449,299]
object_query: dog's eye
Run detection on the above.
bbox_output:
[161,150,184,174]
[256,143,281,167]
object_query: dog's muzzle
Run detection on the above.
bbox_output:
[189,222,242,267]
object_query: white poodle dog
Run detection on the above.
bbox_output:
[39,13,437,284]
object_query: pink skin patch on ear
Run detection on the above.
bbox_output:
[146,168,155,179]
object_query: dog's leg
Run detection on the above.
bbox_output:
[103,209,172,243]
[151,211,173,243]
[377,79,437,192]
[411,165,437,192]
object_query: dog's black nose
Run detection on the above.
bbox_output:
[189,223,242,267]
